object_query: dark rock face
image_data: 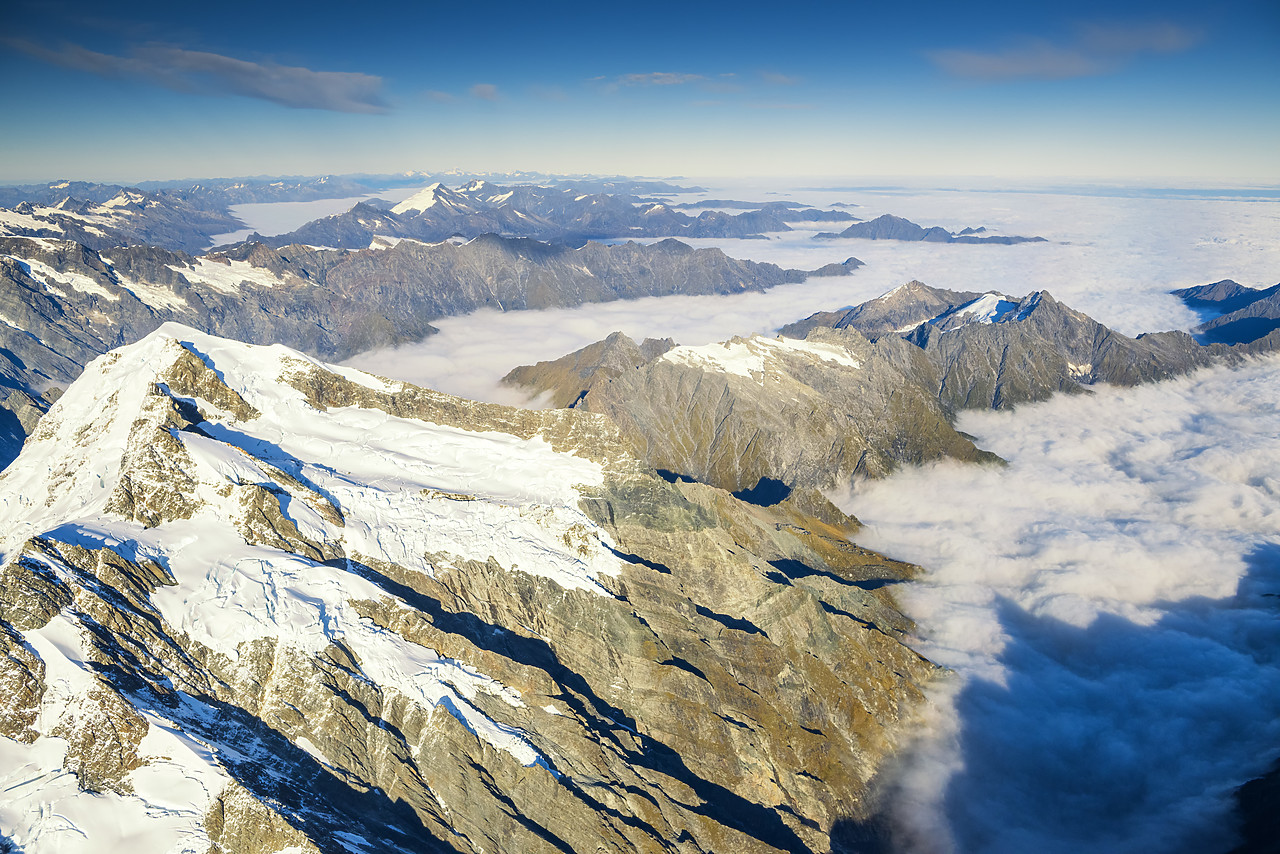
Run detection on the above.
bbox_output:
[0,327,936,852]
[779,280,982,340]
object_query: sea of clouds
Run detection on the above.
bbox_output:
[833,355,1280,853]
[281,178,1280,851]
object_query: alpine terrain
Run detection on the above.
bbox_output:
[0,324,935,853]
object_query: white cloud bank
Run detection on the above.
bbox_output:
[833,354,1280,853]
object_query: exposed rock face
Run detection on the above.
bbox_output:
[0,234,847,466]
[0,324,935,853]
[780,283,1280,412]
[779,280,982,340]
[505,329,998,493]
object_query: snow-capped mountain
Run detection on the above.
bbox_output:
[0,191,241,254]
[261,181,859,249]
[0,324,931,852]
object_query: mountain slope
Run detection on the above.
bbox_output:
[0,324,934,853]
[505,328,998,492]
[0,234,847,467]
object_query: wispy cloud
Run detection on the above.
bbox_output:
[424,89,455,102]
[929,21,1200,81]
[468,82,500,101]
[760,71,801,85]
[6,39,388,113]
[599,71,745,96]
[616,71,706,86]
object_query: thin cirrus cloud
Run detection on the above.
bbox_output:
[616,71,706,86]
[6,38,388,113]
[598,70,748,96]
[929,21,1201,81]
[468,83,500,101]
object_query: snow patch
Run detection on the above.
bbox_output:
[172,258,291,294]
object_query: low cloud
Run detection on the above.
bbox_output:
[929,21,1200,80]
[7,38,388,113]
[833,355,1280,852]
[469,82,500,101]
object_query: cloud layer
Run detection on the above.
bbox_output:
[833,355,1280,852]
[8,39,388,113]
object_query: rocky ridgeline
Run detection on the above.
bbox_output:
[0,190,242,254]
[0,234,856,466]
[253,182,860,250]
[0,325,933,853]
[506,282,1280,494]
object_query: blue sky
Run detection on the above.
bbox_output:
[1,0,1277,184]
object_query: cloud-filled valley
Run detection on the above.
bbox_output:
[835,354,1280,853]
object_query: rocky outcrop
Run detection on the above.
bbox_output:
[508,284,1280,495]
[0,324,936,853]
[780,283,1280,413]
[505,329,999,493]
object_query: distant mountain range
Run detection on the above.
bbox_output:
[815,213,1046,244]
[0,232,859,466]
[0,190,242,253]
[249,181,860,249]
